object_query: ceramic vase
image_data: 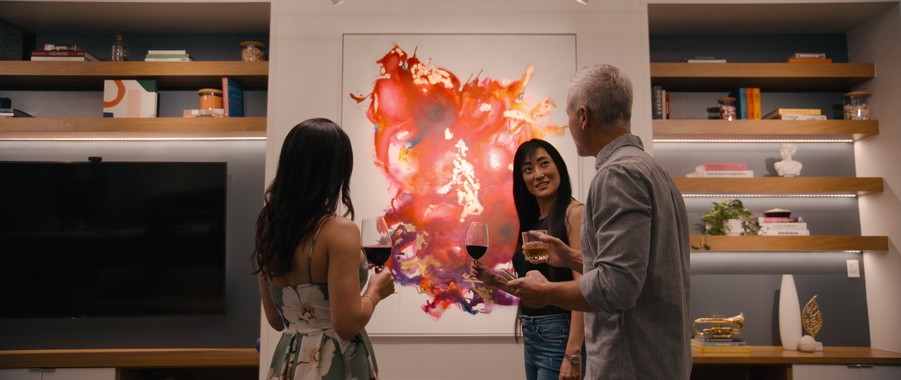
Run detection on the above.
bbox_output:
[779,274,802,350]
[724,219,744,236]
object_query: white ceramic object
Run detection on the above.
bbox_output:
[779,274,802,350]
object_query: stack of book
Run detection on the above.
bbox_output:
[758,216,809,236]
[145,50,193,62]
[30,44,98,61]
[686,163,753,178]
[682,55,727,63]
[763,108,826,120]
[691,335,751,353]
[786,52,832,64]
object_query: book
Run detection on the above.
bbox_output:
[103,79,158,118]
[145,53,192,59]
[738,88,747,119]
[652,85,664,120]
[759,222,809,230]
[757,216,804,223]
[691,343,752,353]
[759,229,811,236]
[183,108,225,118]
[147,49,188,55]
[693,335,746,342]
[788,57,833,64]
[663,90,670,119]
[42,43,82,51]
[749,88,761,120]
[144,57,193,62]
[771,114,828,120]
[763,108,821,119]
[696,163,748,171]
[790,52,827,59]
[222,77,245,117]
[686,170,754,178]
[31,50,99,62]
[682,55,727,63]
[691,339,747,346]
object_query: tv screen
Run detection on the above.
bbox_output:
[0,161,227,318]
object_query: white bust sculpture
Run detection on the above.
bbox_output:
[774,143,802,177]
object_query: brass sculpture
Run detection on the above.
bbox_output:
[802,295,823,338]
[693,313,744,338]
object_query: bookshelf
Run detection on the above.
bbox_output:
[648,1,900,364]
[0,1,270,139]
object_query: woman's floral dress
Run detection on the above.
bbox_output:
[266,244,377,380]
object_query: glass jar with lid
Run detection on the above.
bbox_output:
[842,91,871,120]
[198,88,223,110]
[718,97,737,121]
[240,41,266,61]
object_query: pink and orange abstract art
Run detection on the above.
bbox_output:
[351,44,565,319]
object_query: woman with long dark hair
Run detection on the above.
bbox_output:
[472,138,585,380]
[253,118,395,380]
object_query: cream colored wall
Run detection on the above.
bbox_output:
[261,0,650,378]
[849,2,901,353]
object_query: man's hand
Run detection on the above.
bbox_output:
[535,232,583,272]
[507,270,551,308]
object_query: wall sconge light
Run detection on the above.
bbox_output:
[331,0,345,5]
[576,0,588,4]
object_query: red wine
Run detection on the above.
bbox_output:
[466,245,488,260]
[362,246,392,266]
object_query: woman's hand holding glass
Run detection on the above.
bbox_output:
[361,216,392,273]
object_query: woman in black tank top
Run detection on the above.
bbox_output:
[472,139,585,380]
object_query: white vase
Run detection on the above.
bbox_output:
[779,274,802,350]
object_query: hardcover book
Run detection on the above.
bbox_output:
[787,57,833,64]
[31,50,99,62]
[222,77,245,117]
[652,85,664,120]
[759,222,809,230]
[763,108,822,119]
[691,343,752,353]
[771,114,828,120]
[686,170,754,178]
[759,229,811,236]
[102,79,158,118]
[695,163,748,171]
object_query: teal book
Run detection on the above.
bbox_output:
[222,77,244,117]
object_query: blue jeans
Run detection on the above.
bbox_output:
[521,314,570,380]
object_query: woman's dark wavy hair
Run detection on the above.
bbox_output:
[512,139,573,246]
[252,118,355,278]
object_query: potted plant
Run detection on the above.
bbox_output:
[693,199,760,250]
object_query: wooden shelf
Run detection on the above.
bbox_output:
[654,119,878,141]
[650,63,874,90]
[0,61,269,90]
[693,346,901,365]
[0,348,259,368]
[690,236,889,252]
[0,117,267,139]
[674,177,883,195]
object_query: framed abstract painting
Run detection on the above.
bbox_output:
[341,33,577,335]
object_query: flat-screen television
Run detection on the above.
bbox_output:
[0,160,228,318]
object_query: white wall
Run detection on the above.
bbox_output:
[262,0,650,378]
[849,2,901,353]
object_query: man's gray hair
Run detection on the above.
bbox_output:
[568,64,633,128]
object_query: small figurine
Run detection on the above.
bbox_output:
[774,143,802,177]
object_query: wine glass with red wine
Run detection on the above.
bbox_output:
[465,222,489,262]
[361,216,392,272]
